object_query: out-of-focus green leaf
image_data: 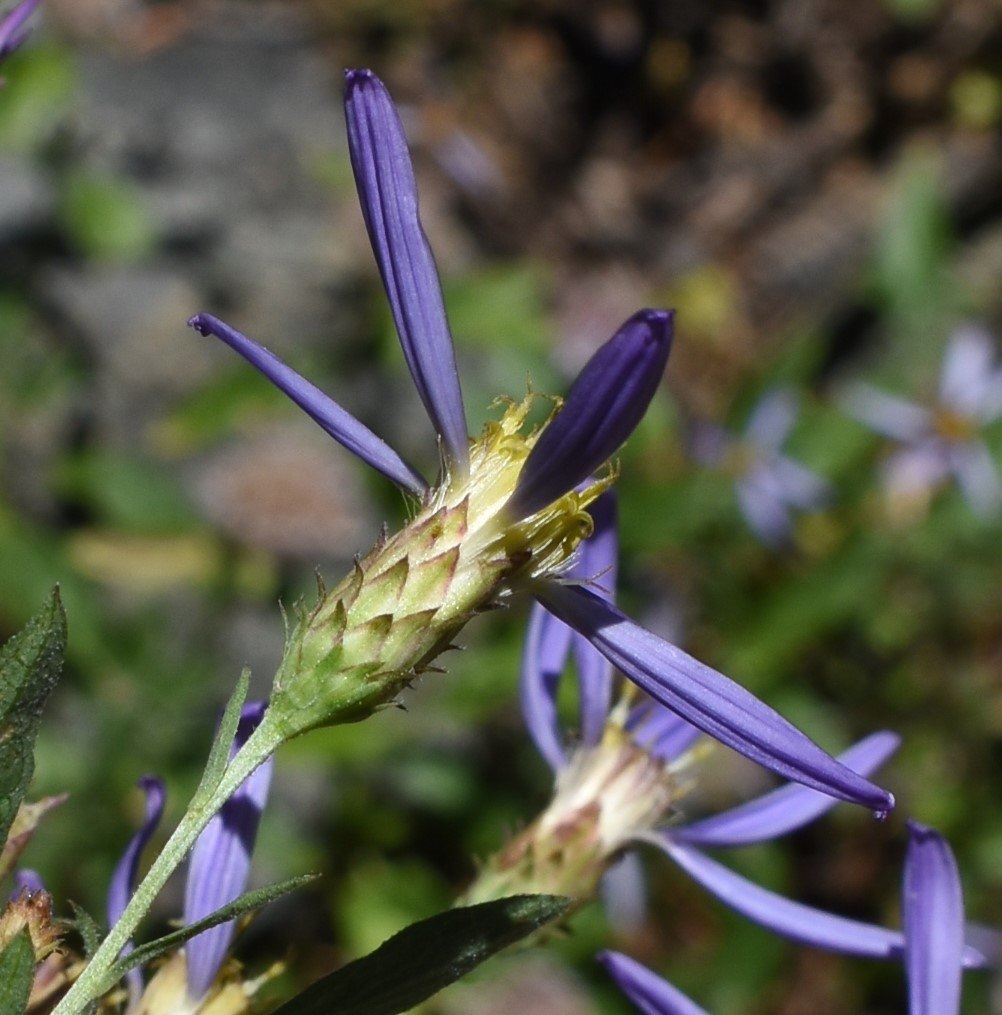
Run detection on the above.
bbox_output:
[272,894,569,1015]
[0,46,76,151]
[59,172,156,263]
[0,587,66,845]
[55,450,197,534]
[0,928,34,1015]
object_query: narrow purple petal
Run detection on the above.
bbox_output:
[841,383,931,442]
[0,0,40,59]
[107,776,166,1002]
[188,313,426,495]
[508,309,673,521]
[948,441,1002,517]
[939,326,995,416]
[744,389,798,453]
[678,731,900,848]
[658,838,905,958]
[184,702,274,1001]
[519,602,572,771]
[735,476,793,547]
[343,69,469,476]
[534,582,894,813]
[626,700,701,762]
[598,951,710,1015]
[572,492,618,745]
[904,821,964,1015]
[11,869,44,899]
[600,853,648,933]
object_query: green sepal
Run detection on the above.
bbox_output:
[94,873,317,996]
[0,928,34,1015]
[0,588,66,845]
[268,894,570,1015]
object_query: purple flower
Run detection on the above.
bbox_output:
[599,821,992,1015]
[0,0,40,64]
[842,325,1002,518]
[511,493,900,911]
[107,703,273,1007]
[188,70,891,814]
[691,388,829,547]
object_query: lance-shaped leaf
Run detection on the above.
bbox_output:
[269,895,569,1015]
[188,314,426,496]
[344,69,469,478]
[534,582,893,813]
[0,588,66,845]
[0,928,34,1015]
[508,309,673,520]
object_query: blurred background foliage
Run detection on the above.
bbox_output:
[1,0,1001,1011]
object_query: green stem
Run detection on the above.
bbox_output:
[51,718,286,1015]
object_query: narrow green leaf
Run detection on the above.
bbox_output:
[0,928,34,1015]
[270,894,570,1015]
[193,669,250,804]
[96,873,316,994]
[0,588,66,844]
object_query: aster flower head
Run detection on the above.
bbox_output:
[107,703,274,1012]
[599,820,993,1015]
[842,325,1002,519]
[188,70,891,813]
[463,493,898,914]
[0,0,40,64]
[691,387,829,547]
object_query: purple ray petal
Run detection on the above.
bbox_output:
[658,838,905,958]
[841,383,931,442]
[626,699,701,762]
[519,602,572,771]
[184,702,274,1002]
[188,314,426,495]
[508,309,673,521]
[735,476,793,547]
[343,69,469,476]
[903,821,964,1015]
[939,326,995,416]
[0,0,40,59]
[11,869,44,899]
[766,457,830,509]
[744,389,798,453]
[572,492,618,745]
[677,731,900,848]
[600,852,648,934]
[598,951,710,1015]
[948,441,1002,517]
[107,775,166,1003]
[533,582,894,813]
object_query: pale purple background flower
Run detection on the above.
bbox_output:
[842,325,1002,517]
[690,388,829,547]
[189,69,892,814]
